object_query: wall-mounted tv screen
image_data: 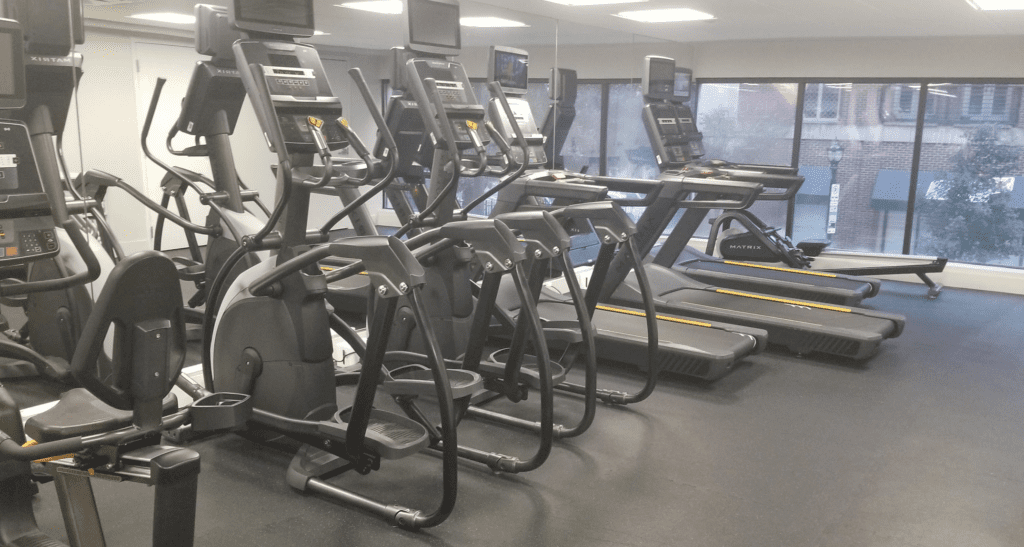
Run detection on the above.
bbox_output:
[643,56,675,100]
[490,46,528,94]
[406,0,460,56]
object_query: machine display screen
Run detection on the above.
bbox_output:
[0,24,25,109]
[233,0,315,36]
[0,33,14,96]
[674,68,692,101]
[493,49,528,93]
[408,0,461,54]
[646,57,674,99]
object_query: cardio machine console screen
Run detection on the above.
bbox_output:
[238,41,347,152]
[644,57,675,100]
[674,68,692,101]
[232,0,315,37]
[492,48,528,93]
[0,121,58,264]
[407,0,461,55]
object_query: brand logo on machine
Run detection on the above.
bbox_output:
[726,244,762,250]
[657,118,676,125]
[29,56,73,65]
[275,78,311,87]
[216,68,239,76]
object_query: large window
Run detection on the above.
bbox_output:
[559,83,602,174]
[793,83,918,254]
[696,82,798,237]
[911,83,1024,267]
[803,83,841,122]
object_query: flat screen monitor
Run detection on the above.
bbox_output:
[405,0,460,57]
[674,67,692,101]
[0,19,25,110]
[488,46,528,94]
[642,55,675,101]
[549,67,576,102]
[2,0,83,56]
[231,0,315,38]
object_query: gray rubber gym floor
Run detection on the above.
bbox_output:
[8,281,1024,546]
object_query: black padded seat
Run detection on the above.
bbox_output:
[24,388,178,443]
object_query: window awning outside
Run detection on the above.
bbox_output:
[795,165,832,205]
[871,169,1022,211]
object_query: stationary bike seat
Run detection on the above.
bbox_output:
[24,388,178,443]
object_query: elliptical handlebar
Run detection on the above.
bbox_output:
[404,60,448,151]
[488,81,529,157]
[319,68,401,235]
[455,82,532,218]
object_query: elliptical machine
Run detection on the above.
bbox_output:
[167,0,488,529]
[0,0,122,383]
[0,19,246,543]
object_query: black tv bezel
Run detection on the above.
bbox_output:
[642,55,675,101]
[404,0,461,57]
[0,19,26,110]
[230,0,315,39]
[488,45,529,95]
[674,67,693,101]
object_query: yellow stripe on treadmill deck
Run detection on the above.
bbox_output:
[721,260,838,278]
[596,304,714,328]
[714,289,851,313]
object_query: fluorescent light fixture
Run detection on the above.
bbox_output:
[545,0,646,5]
[460,16,528,27]
[966,0,1024,10]
[613,7,714,22]
[127,12,196,25]
[314,30,330,35]
[337,0,403,14]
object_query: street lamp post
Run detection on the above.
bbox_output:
[826,140,844,241]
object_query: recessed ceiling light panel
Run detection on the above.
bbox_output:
[460,16,528,27]
[127,12,196,25]
[337,0,403,14]
[614,7,715,22]
[545,0,646,5]
[966,0,1024,10]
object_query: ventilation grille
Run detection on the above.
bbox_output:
[658,354,710,378]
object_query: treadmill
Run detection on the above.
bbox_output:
[639,56,881,306]
[526,65,905,361]
[341,45,770,382]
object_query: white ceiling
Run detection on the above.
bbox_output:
[83,0,1024,49]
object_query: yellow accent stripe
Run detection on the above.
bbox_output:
[319,266,368,275]
[596,304,713,328]
[715,289,851,313]
[722,260,837,278]
[22,440,74,463]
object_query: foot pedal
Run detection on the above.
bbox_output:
[327,407,429,460]
[482,350,566,390]
[385,367,482,399]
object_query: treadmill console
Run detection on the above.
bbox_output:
[643,101,699,167]
[0,120,58,265]
[487,97,546,166]
[674,104,705,159]
[486,45,546,167]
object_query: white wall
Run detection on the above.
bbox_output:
[476,42,695,81]
[691,35,1024,79]
[64,27,392,254]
